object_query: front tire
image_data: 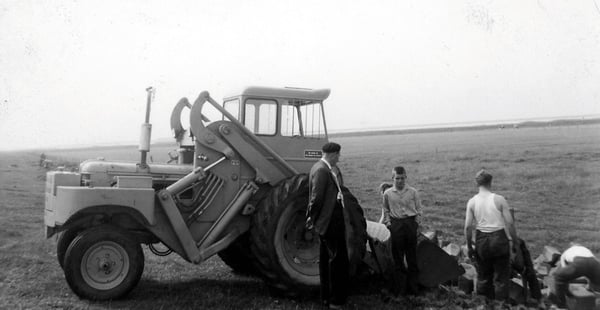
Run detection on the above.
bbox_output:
[63,225,144,300]
[57,228,82,269]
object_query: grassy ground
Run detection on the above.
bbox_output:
[339,125,600,254]
[1,124,598,309]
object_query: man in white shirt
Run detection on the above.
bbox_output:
[549,244,600,308]
[383,166,423,295]
[464,170,517,302]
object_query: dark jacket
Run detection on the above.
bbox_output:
[307,160,343,235]
[341,186,367,276]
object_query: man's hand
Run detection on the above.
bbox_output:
[305,217,314,230]
[509,241,516,263]
[468,246,477,261]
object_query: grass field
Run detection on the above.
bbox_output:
[1,124,598,309]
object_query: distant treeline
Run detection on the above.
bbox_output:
[329,117,600,138]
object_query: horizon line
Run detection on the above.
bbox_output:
[2,113,599,152]
[328,113,600,134]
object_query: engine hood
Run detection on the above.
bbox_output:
[80,159,193,176]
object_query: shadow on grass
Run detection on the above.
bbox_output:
[100,276,320,309]
[100,272,390,309]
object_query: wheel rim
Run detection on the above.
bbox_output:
[80,241,130,290]
[274,198,320,285]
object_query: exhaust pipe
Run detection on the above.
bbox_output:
[139,86,154,168]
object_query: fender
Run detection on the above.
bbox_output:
[53,205,153,240]
[46,186,155,230]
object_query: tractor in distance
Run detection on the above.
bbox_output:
[45,86,367,300]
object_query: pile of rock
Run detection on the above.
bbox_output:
[364,226,599,308]
[395,235,552,305]
[363,225,465,289]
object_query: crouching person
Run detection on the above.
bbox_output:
[549,244,600,308]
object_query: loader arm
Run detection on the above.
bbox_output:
[154,162,258,263]
[189,94,236,160]
[190,91,298,185]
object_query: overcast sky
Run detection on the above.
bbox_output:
[1,0,599,151]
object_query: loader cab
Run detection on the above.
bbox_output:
[222,86,331,173]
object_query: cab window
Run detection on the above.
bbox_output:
[244,99,277,135]
[281,100,326,138]
[281,104,300,136]
[300,102,326,138]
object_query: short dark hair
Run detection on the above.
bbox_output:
[393,166,406,175]
[475,169,493,186]
[322,142,341,153]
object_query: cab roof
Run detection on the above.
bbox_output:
[226,86,330,101]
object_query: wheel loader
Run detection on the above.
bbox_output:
[44,86,368,300]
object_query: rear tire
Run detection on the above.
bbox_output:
[57,228,82,269]
[63,225,144,300]
[248,174,320,293]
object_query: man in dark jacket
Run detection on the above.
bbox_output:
[306,142,347,309]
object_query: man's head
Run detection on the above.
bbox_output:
[475,169,493,188]
[392,166,407,189]
[322,142,341,166]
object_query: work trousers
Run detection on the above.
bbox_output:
[319,203,349,306]
[389,216,419,295]
[475,229,510,301]
[549,257,600,308]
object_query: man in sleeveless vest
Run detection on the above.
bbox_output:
[464,169,517,301]
[306,142,348,309]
